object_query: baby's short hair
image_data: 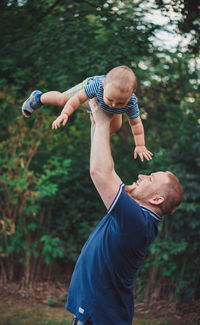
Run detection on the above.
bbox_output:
[105,66,137,92]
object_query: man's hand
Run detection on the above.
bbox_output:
[134,146,153,162]
[89,98,114,125]
[52,113,68,129]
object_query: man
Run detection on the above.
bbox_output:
[66,99,183,325]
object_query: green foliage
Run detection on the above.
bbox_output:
[136,99,200,301]
[0,305,71,325]
[155,0,200,53]
[168,119,200,300]
[0,0,199,303]
[142,319,175,325]
[47,299,57,307]
[40,235,65,264]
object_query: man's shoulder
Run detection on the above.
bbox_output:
[140,206,163,222]
[107,185,162,224]
[107,184,142,215]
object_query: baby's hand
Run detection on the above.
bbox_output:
[134,146,153,162]
[52,113,68,129]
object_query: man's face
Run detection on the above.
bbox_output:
[103,83,132,109]
[127,172,170,203]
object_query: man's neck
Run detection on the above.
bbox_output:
[129,195,161,217]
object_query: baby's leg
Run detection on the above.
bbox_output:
[22,78,90,118]
[22,90,68,118]
[41,91,68,106]
[65,79,90,110]
[110,114,122,134]
[42,78,91,109]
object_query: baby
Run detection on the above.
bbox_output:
[22,65,152,161]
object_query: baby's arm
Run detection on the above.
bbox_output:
[52,89,88,129]
[128,117,153,162]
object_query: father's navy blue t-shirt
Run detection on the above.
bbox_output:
[66,184,162,325]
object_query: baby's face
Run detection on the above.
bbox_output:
[103,83,132,108]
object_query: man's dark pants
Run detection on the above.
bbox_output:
[72,317,92,325]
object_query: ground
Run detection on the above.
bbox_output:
[0,282,200,325]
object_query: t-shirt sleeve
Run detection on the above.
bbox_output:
[107,184,146,237]
[84,78,100,98]
[126,94,140,120]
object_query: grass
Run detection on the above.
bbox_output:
[0,304,73,325]
[140,318,176,325]
[134,316,176,325]
[0,304,179,325]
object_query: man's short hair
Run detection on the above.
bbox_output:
[160,172,183,215]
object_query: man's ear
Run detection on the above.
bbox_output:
[149,195,164,206]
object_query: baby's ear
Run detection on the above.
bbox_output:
[102,80,105,88]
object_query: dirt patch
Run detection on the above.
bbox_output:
[0,281,68,307]
[134,300,200,324]
[0,282,200,324]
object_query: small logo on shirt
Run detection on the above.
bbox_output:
[79,307,84,314]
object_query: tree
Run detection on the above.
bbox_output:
[0,0,199,303]
[1,0,159,283]
[155,0,200,53]
[132,51,200,302]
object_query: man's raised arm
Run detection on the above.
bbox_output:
[89,99,122,209]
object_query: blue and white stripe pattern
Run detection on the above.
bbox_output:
[107,183,125,214]
[84,75,140,120]
[141,206,163,222]
[107,184,163,222]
